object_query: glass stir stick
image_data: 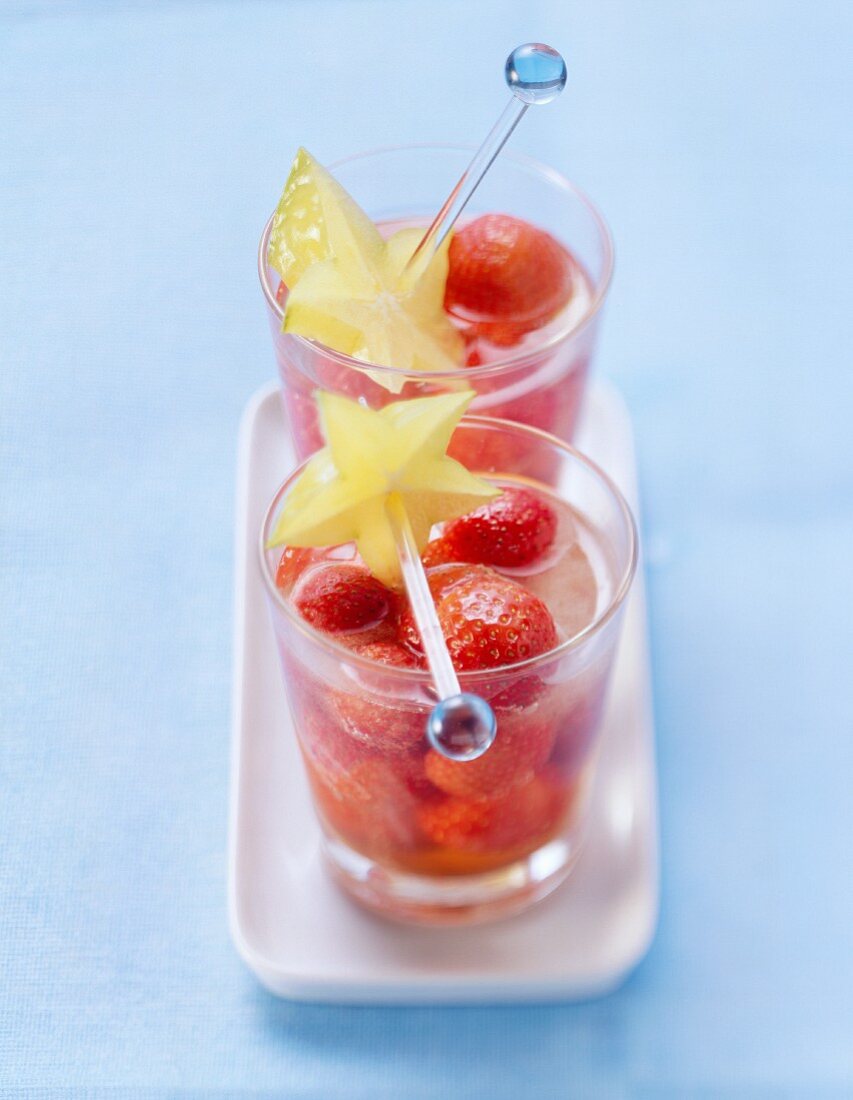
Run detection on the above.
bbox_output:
[391,44,568,761]
[403,43,568,282]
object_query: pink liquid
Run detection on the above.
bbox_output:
[268,217,600,469]
[275,484,617,877]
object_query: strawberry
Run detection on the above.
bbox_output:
[334,616,402,652]
[397,564,472,653]
[419,769,571,854]
[420,538,458,568]
[313,758,424,856]
[547,676,609,778]
[445,214,572,338]
[392,749,442,803]
[481,379,569,439]
[349,640,422,669]
[330,684,429,756]
[328,637,431,754]
[424,711,556,798]
[293,563,394,634]
[423,562,472,597]
[447,425,526,485]
[488,674,550,712]
[297,708,367,784]
[418,567,558,671]
[471,319,532,348]
[298,687,436,806]
[438,487,558,569]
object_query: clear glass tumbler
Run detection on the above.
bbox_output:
[259,417,637,924]
[258,145,614,463]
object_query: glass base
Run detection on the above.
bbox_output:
[322,833,585,926]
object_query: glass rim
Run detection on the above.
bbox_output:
[256,142,615,381]
[258,414,638,684]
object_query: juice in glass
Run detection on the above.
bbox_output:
[259,145,613,463]
[260,416,636,923]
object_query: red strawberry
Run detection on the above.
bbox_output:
[297,709,368,785]
[424,711,556,798]
[397,564,472,653]
[423,562,472,597]
[419,769,571,854]
[471,319,532,348]
[314,758,424,857]
[392,749,443,803]
[438,487,558,569]
[445,214,572,337]
[330,685,429,756]
[430,568,558,671]
[547,676,609,778]
[293,563,394,634]
[481,377,569,437]
[487,674,550,712]
[327,636,430,754]
[421,538,458,569]
[349,640,422,669]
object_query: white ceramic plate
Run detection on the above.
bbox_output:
[228,381,658,1003]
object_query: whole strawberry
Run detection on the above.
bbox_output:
[298,708,367,785]
[436,487,558,569]
[445,214,572,338]
[397,564,472,653]
[348,640,422,669]
[419,769,572,855]
[424,710,556,798]
[293,563,395,634]
[313,758,424,858]
[330,677,430,758]
[435,567,558,670]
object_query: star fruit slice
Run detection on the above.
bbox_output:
[268,148,463,390]
[267,390,498,586]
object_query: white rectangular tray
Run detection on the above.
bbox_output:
[228,380,658,1003]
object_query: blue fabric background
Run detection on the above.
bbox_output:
[2,1,851,1095]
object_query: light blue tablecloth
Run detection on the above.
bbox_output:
[2,1,851,1094]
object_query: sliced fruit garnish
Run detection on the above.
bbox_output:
[268,148,463,388]
[268,146,383,290]
[266,391,499,586]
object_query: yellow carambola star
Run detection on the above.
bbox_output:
[267,390,499,586]
[268,148,463,392]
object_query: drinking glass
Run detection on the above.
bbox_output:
[258,145,614,463]
[259,416,636,924]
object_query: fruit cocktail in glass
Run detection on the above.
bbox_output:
[260,403,636,924]
[258,145,613,465]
